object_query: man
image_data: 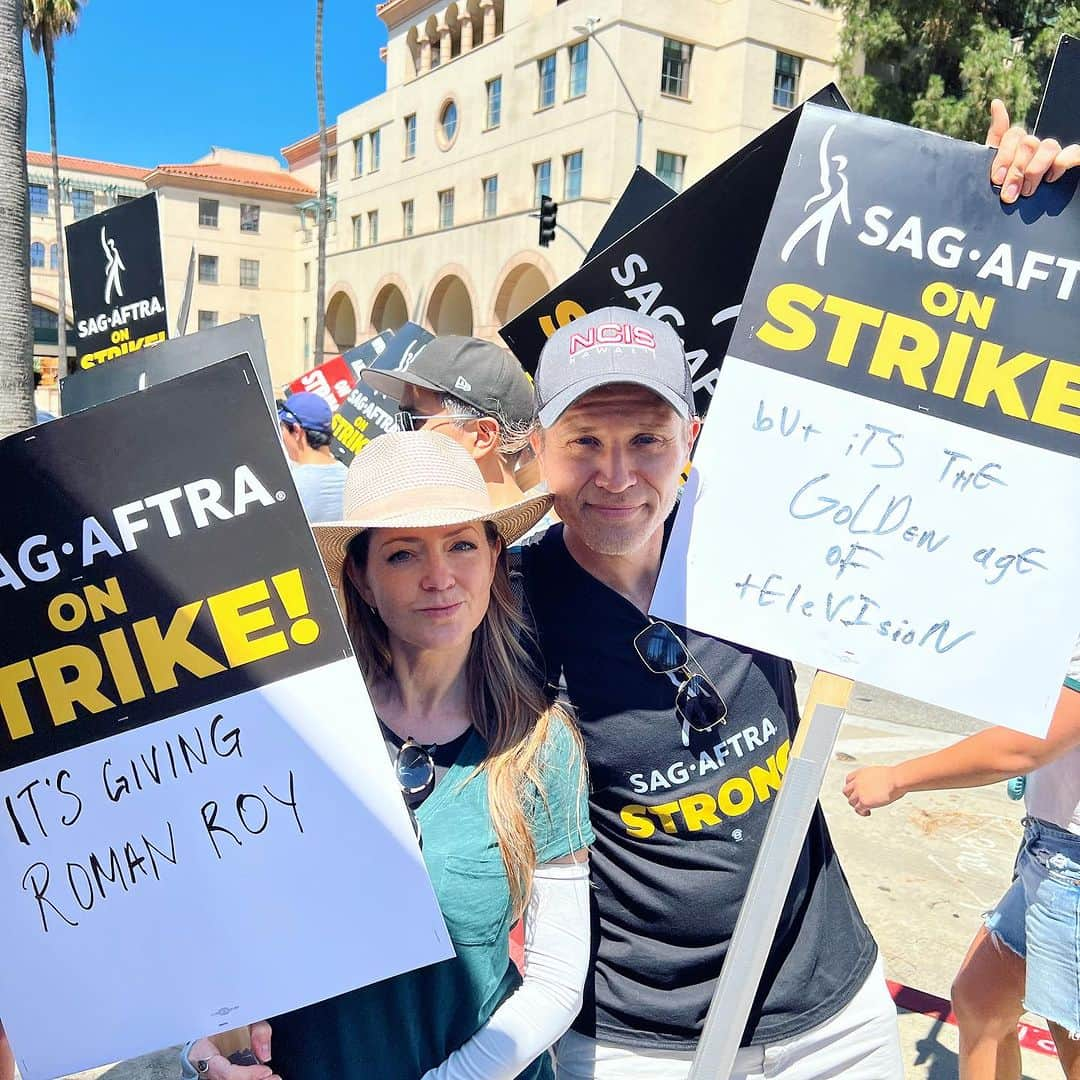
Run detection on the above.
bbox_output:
[278,391,347,524]
[518,306,901,1079]
[363,335,541,510]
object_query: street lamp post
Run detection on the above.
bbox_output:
[574,17,643,168]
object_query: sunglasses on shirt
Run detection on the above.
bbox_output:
[633,621,728,740]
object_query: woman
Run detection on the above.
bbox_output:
[182,431,593,1080]
[844,639,1080,1079]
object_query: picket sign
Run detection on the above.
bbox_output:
[690,673,852,1078]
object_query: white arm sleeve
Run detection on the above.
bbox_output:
[421,859,591,1080]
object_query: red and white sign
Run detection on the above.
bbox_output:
[288,355,357,408]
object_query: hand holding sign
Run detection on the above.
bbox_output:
[986,98,1080,202]
[185,1025,277,1080]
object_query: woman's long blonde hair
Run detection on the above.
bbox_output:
[342,523,582,919]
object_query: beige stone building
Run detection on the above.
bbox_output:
[293,0,840,355]
[28,0,839,409]
[26,148,314,410]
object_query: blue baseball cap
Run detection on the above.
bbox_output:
[278,391,333,435]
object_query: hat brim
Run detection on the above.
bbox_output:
[312,491,553,592]
[537,374,691,427]
[363,366,448,401]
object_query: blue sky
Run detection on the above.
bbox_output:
[25,1,388,167]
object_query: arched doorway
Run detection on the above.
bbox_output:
[427,274,474,336]
[326,291,357,351]
[493,261,551,325]
[370,283,409,334]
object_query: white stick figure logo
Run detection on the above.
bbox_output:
[101,226,126,305]
[779,124,851,267]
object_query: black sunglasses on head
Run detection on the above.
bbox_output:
[633,621,728,741]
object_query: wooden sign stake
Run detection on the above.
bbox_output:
[689,670,853,1079]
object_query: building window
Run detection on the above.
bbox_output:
[538,53,556,108]
[240,203,261,233]
[482,175,498,219]
[440,100,459,146]
[368,210,379,245]
[656,150,686,192]
[115,194,136,205]
[438,188,455,229]
[32,305,58,330]
[304,261,311,290]
[402,199,415,237]
[773,51,802,109]
[29,241,45,268]
[485,77,502,128]
[49,243,59,270]
[404,114,417,159]
[29,183,48,215]
[198,310,219,331]
[563,151,583,200]
[353,137,364,175]
[568,40,588,98]
[199,198,219,227]
[327,152,339,182]
[533,159,551,206]
[352,214,363,247]
[370,129,382,171]
[198,254,219,284]
[303,316,311,362]
[239,258,260,288]
[661,37,692,98]
[71,188,94,220]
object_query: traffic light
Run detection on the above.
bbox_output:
[539,195,558,247]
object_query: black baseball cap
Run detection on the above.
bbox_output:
[364,336,535,427]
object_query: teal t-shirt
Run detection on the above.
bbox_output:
[270,717,593,1079]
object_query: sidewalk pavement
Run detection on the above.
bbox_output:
[49,714,1063,1080]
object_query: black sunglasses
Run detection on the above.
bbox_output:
[633,621,728,739]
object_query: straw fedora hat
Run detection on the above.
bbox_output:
[313,430,552,588]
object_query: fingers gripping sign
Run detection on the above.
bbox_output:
[186,1023,279,1080]
[986,98,1080,203]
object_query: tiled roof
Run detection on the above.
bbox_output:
[146,163,316,197]
[281,125,338,164]
[26,150,149,182]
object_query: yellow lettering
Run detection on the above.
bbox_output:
[822,295,884,368]
[33,645,114,727]
[207,581,288,668]
[962,345,1045,419]
[679,792,720,832]
[0,660,36,739]
[99,628,145,705]
[1031,359,1080,435]
[756,283,823,352]
[620,804,655,839]
[749,754,784,802]
[133,601,225,692]
[85,577,127,623]
[867,313,940,389]
[776,739,790,774]
[931,331,974,399]
[716,777,755,817]
[650,801,681,834]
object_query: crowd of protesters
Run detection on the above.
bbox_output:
[0,105,1075,1080]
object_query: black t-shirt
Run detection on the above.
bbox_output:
[518,524,876,1051]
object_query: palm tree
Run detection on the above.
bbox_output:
[0,0,35,437]
[25,0,80,376]
[313,0,327,369]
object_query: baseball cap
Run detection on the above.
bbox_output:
[534,307,693,427]
[363,336,535,427]
[278,391,333,435]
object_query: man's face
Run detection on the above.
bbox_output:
[279,420,303,462]
[534,385,698,556]
[399,385,469,449]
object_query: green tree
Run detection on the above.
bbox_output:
[25,0,80,375]
[0,0,35,437]
[313,0,327,369]
[822,0,1080,139]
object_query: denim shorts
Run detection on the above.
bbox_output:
[983,817,1080,1036]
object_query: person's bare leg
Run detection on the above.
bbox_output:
[952,926,1026,1080]
[0,1020,16,1080]
[1049,1023,1080,1079]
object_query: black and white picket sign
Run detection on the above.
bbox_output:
[0,356,449,1079]
[65,193,169,374]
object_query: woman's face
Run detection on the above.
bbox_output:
[357,522,499,654]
